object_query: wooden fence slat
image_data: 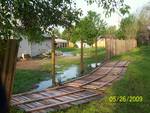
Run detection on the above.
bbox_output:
[106,38,137,58]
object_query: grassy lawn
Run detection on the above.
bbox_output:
[13,70,49,94]
[50,46,150,113]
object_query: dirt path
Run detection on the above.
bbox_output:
[16,59,49,70]
[16,56,80,70]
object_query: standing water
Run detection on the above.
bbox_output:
[34,63,101,91]
[35,65,80,91]
[34,50,101,91]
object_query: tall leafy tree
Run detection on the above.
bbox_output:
[137,2,150,45]
[72,18,90,74]
[119,15,139,39]
[72,11,106,73]
[86,0,130,16]
[105,26,117,37]
[0,0,81,104]
[85,11,107,66]
[62,26,74,47]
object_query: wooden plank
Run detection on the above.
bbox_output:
[12,89,86,105]
[79,61,121,87]
[83,76,119,90]
[13,85,67,97]
[26,93,101,112]
[66,62,118,87]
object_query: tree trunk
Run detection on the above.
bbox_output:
[80,39,84,74]
[95,38,98,67]
[51,37,56,86]
[0,39,19,105]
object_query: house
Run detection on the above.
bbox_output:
[75,41,91,48]
[18,38,52,58]
[55,39,67,48]
[18,35,70,58]
[93,38,105,48]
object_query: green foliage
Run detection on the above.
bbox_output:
[137,2,150,35]
[62,26,75,43]
[138,2,150,25]
[0,0,81,41]
[85,11,107,45]
[86,0,130,16]
[119,15,139,39]
[72,11,106,45]
[72,17,92,42]
[105,26,117,37]
[115,28,125,39]
[105,15,139,40]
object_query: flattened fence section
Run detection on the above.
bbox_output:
[11,61,129,113]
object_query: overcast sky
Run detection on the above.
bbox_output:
[59,0,149,32]
[75,0,150,26]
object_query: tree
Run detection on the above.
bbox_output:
[119,15,139,39]
[62,26,74,47]
[86,0,130,16]
[72,18,91,74]
[85,11,106,66]
[0,0,81,105]
[72,11,107,73]
[137,2,150,45]
[105,26,117,37]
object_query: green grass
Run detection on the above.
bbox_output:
[13,70,49,94]
[50,46,150,113]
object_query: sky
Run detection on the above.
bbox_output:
[59,0,150,32]
[75,0,150,27]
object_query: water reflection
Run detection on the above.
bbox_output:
[34,63,101,91]
[62,52,75,57]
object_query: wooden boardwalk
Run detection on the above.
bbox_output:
[11,61,129,113]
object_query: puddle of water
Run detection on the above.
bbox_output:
[34,63,101,91]
[62,52,74,57]
[58,65,79,82]
[35,80,52,91]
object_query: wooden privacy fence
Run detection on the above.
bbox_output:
[0,39,19,103]
[105,38,137,59]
